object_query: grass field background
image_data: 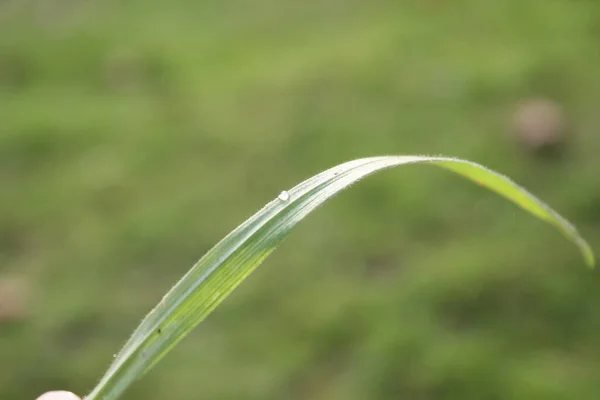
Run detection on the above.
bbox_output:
[2,1,600,399]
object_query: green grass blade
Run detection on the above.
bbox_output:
[86,155,594,400]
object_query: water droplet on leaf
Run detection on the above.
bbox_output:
[278,191,290,201]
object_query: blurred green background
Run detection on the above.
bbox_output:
[2,0,600,399]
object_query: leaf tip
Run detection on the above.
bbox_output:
[579,239,595,269]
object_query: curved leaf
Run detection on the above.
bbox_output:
[86,156,594,400]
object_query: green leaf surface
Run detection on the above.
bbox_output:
[86,156,594,400]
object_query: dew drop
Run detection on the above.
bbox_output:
[278,190,290,201]
[112,354,116,358]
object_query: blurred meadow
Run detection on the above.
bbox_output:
[2,0,600,399]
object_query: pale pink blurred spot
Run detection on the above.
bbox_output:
[36,391,81,400]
